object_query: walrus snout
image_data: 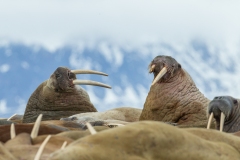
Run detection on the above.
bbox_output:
[208,96,234,119]
[149,55,181,85]
[67,70,75,81]
[207,96,235,132]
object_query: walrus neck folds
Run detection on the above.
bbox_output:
[163,68,184,84]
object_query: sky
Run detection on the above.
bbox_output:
[0,0,240,117]
[1,0,240,50]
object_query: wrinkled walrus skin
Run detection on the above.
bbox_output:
[2,120,240,159]
[48,121,240,160]
[208,96,240,133]
[22,67,97,123]
[2,132,74,160]
[139,55,210,127]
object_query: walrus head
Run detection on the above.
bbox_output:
[46,67,111,92]
[207,96,240,133]
[46,67,77,92]
[148,55,182,85]
[22,67,111,123]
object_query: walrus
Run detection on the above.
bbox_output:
[139,55,210,127]
[207,96,240,133]
[63,107,142,122]
[3,114,240,159]
[0,114,110,160]
[49,121,240,160]
[22,67,111,123]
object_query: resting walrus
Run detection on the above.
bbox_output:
[207,96,240,133]
[139,55,210,127]
[22,67,111,123]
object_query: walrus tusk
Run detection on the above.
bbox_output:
[86,122,97,135]
[34,135,51,160]
[151,67,167,86]
[220,112,225,132]
[149,64,156,73]
[31,114,43,139]
[61,141,68,150]
[71,69,108,76]
[73,80,111,89]
[10,123,16,139]
[207,112,213,129]
[7,113,17,121]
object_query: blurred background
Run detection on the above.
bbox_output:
[0,0,240,118]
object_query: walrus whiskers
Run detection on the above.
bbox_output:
[34,135,51,160]
[73,80,111,89]
[207,112,213,129]
[220,112,225,132]
[86,122,97,135]
[71,69,108,76]
[61,141,68,150]
[31,114,43,139]
[10,123,16,139]
[151,67,167,86]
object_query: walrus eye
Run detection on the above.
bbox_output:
[233,99,238,105]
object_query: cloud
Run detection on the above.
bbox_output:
[21,61,30,69]
[1,0,240,118]
[0,0,240,50]
[86,84,147,111]
[98,42,124,68]
[15,98,27,115]
[0,100,8,114]
[69,52,93,70]
[0,64,10,73]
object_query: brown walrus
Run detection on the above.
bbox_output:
[2,114,240,159]
[49,121,240,160]
[22,67,111,123]
[139,55,210,127]
[64,107,142,122]
[207,96,240,133]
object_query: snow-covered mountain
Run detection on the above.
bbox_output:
[0,41,239,118]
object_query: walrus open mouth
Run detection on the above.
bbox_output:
[67,70,75,80]
[70,69,111,89]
